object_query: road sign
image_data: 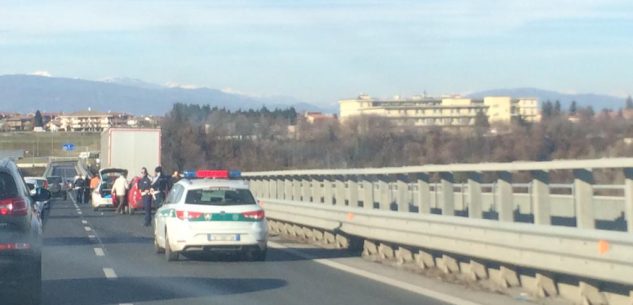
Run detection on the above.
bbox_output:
[62,143,75,151]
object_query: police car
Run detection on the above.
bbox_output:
[153,170,268,261]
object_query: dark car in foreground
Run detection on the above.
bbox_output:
[0,159,49,305]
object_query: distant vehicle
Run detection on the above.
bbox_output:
[91,168,128,211]
[100,128,161,181]
[153,170,268,261]
[0,158,49,305]
[46,176,68,200]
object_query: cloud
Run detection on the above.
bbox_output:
[30,70,52,77]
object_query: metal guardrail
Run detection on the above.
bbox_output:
[261,198,633,286]
[244,158,633,286]
[244,158,633,233]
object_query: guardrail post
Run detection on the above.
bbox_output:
[362,178,374,209]
[396,174,409,212]
[262,177,270,198]
[497,171,514,222]
[348,176,359,207]
[312,176,322,203]
[440,172,454,216]
[284,178,292,200]
[301,176,310,202]
[335,176,346,206]
[625,168,633,233]
[467,172,482,219]
[531,170,551,225]
[270,178,278,199]
[292,177,301,201]
[276,177,284,200]
[378,175,391,210]
[573,169,595,229]
[416,173,431,214]
[323,177,334,205]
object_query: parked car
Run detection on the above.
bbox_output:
[46,175,68,200]
[91,168,128,211]
[0,158,49,305]
[126,176,143,214]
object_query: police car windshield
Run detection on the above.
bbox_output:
[185,188,255,206]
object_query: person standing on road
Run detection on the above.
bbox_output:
[90,173,100,195]
[73,176,85,204]
[83,175,91,204]
[113,173,128,214]
[151,166,170,208]
[138,167,153,227]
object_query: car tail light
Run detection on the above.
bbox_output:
[175,210,204,220]
[0,243,31,251]
[242,210,265,220]
[44,181,49,189]
[0,197,28,216]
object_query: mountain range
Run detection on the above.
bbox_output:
[0,74,331,115]
[0,74,628,115]
[467,88,628,111]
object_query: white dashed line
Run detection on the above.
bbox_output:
[81,220,88,224]
[88,235,96,239]
[103,268,117,279]
[77,211,83,215]
[84,226,92,232]
[94,247,105,256]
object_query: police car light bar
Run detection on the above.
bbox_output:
[182,169,242,179]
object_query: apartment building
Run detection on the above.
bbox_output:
[339,95,540,127]
[57,111,131,132]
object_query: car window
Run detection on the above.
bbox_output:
[165,184,184,204]
[0,172,18,200]
[47,176,62,183]
[184,188,255,206]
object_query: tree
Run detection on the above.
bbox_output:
[542,101,553,118]
[569,101,577,115]
[474,110,489,131]
[626,95,633,109]
[553,100,561,115]
[34,110,43,127]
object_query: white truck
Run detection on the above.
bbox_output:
[99,128,161,179]
[94,128,161,210]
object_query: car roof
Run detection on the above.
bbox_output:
[178,178,249,190]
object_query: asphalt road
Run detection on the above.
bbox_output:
[40,197,450,305]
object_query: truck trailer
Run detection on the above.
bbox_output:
[100,128,161,177]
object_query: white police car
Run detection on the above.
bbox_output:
[153,170,268,261]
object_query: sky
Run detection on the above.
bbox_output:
[0,0,632,106]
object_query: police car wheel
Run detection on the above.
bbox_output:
[165,233,179,261]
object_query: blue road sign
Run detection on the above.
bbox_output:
[62,143,75,151]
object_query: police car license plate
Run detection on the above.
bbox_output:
[208,234,240,241]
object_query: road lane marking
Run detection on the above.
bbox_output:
[82,220,88,224]
[270,242,482,305]
[77,211,83,215]
[84,226,92,232]
[88,235,96,239]
[94,247,105,256]
[103,268,117,279]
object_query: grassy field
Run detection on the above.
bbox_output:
[0,132,101,158]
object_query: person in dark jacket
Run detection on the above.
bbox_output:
[151,166,170,208]
[83,175,91,204]
[74,176,85,204]
[138,167,153,227]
